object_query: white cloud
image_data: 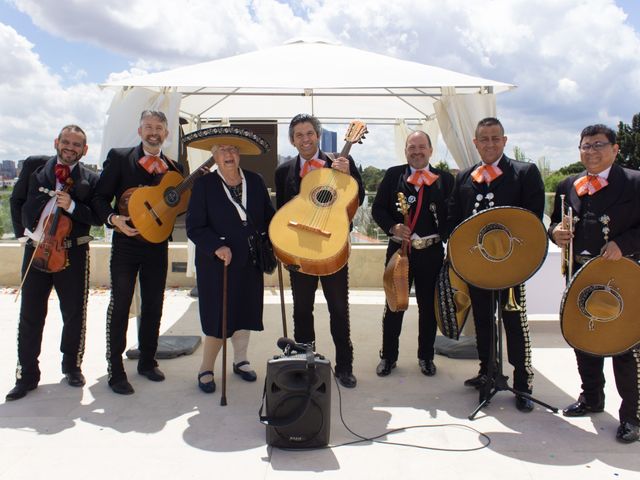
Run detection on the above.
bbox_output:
[0,23,113,163]
[3,0,640,169]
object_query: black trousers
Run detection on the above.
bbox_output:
[106,233,168,383]
[289,264,353,374]
[380,243,443,363]
[574,349,640,426]
[468,284,533,393]
[15,244,90,386]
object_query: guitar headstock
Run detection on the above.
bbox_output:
[396,192,410,217]
[344,120,368,145]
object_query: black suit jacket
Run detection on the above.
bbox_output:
[372,164,454,240]
[274,150,365,210]
[447,155,545,237]
[10,156,48,237]
[92,143,184,225]
[11,156,100,239]
[548,163,640,256]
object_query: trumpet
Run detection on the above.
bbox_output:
[559,194,574,283]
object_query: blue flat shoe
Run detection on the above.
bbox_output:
[233,361,257,382]
[198,370,216,393]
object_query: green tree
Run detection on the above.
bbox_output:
[558,162,585,175]
[360,165,386,191]
[616,113,640,170]
[513,146,527,162]
[433,160,450,172]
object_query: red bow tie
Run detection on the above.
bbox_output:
[407,169,439,187]
[574,174,608,196]
[55,164,71,183]
[300,158,326,178]
[139,155,168,175]
[471,164,502,184]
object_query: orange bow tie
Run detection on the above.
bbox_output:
[139,155,168,175]
[300,158,326,178]
[471,164,502,184]
[407,169,439,187]
[574,174,608,196]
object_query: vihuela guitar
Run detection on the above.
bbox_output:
[269,120,367,275]
[383,192,410,312]
[119,156,215,243]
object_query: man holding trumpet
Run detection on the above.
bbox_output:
[549,124,640,443]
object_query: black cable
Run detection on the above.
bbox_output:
[272,368,492,453]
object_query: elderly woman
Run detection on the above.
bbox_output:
[185,127,273,393]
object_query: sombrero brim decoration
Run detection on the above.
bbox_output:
[448,206,548,290]
[435,261,471,340]
[560,256,640,356]
[182,126,270,156]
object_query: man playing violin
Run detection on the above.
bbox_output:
[7,125,100,401]
[372,131,454,378]
[274,114,365,388]
[92,110,183,395]
[550,124,640,443]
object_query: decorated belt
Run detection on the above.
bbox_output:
[27,235,93,249]
[411,236,441,250]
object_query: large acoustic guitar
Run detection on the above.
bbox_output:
[269,120,367,275]
[118,156,215,243]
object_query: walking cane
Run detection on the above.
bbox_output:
[276,260,288,338]
[220,263,228,406]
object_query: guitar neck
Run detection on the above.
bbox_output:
[338,142,353,159]
[174,156,216,195]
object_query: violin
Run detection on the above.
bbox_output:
[32,178,74,273]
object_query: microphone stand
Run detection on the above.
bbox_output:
[468,289,558,420]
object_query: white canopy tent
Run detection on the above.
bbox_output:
[101,39,514,168]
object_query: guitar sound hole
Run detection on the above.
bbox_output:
[311,186,336,207]
[164,188,180,207]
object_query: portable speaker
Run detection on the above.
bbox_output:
[263,354,331,448]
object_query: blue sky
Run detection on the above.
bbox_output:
[1,0,640,168]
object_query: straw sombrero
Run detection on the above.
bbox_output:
[435,261,471,340]
[448,206,548,290]
[183,126,270,155]
[560,256,640,356]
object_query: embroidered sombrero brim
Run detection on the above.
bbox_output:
[448,206,548,289]
[183,126,270,155]
[560,256,640,356]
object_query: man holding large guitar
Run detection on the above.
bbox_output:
[92,110,184,395]
[273,114,365,388]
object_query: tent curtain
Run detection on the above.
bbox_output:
[393,118,441,165]
[99,88,181,166]
[434,88,496,169]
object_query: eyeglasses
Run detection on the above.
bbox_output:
[578,142,611,152]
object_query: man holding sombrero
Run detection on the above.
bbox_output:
[550,124,640,443]
[447,117,545,412]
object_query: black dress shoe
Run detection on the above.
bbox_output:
[110,379,135,395]
[336,371,357,388]
[233,361,257,382]
[616,422,640,443]
[376,359,396,377]
[515,395,534,412]
[419,359,436,376]
[464,373,488,389]
[138,367,165,382]
[197,371,216,394]
[562,395,604,417]
[65,371,86,387]
[5,383,37,401]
